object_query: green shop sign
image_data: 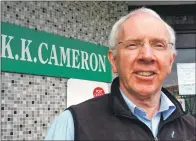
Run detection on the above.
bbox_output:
[1,22,112,82]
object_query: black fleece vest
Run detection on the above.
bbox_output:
[68,77,196,140]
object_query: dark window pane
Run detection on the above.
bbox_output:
[176,33,196,48]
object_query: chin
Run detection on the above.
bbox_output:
[132,85,160,96]
[138,90,155,97]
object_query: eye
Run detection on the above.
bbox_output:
[126,43,136,47]
[125,42,138,49]
[155,43,164,47]
[153,42,165,49]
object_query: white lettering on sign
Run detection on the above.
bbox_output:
[1,34,14,59]
[81,51,89,70]
[98,54,106,72]
[59,47,71,67]
[38,42,48,64]
[72,49,80,69]
[48,45,59,66]
[1,34,107,73]
[20,38,33,62]
[90,53,98,71]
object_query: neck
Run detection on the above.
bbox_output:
[121,88,161,120]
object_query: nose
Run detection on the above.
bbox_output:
[138,43,155,63]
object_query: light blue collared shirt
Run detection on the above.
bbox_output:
[120,90,176,137]
[45,90,176,140]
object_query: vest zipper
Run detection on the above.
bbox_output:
[115,113,157,140]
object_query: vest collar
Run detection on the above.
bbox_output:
[108,77,185,121]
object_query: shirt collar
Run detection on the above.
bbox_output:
[160,92,176,120]
[120,89,136,115]
[120,89,176,120]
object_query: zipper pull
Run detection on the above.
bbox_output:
[154,137,158,141]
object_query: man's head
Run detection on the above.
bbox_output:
[108,7,176,98]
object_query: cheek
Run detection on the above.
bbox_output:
[117,53,136,76]
[159,56,173,75]
[166,62,173,74]
[118,53,134,67]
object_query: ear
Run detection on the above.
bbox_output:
[108,50,118,73]
[168,53,176,74]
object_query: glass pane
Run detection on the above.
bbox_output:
[163,49,196,115]
[176,33,196,48]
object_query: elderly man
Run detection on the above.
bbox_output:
[45,7,196,140]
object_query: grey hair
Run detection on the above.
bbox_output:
[108,7,177,55]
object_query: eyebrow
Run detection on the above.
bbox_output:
[150,38,167,43]
[118,38,142,44]
[118,37,168,44]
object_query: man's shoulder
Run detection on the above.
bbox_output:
[51,110,73,124]
[181,114,196,121]
[178,114,196,128]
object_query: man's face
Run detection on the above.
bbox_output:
[108,13,176,98]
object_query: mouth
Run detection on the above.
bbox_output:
[135,71,156,77]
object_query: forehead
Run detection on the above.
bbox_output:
[118,13,169,41]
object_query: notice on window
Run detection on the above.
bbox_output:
[177,63,195,95]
